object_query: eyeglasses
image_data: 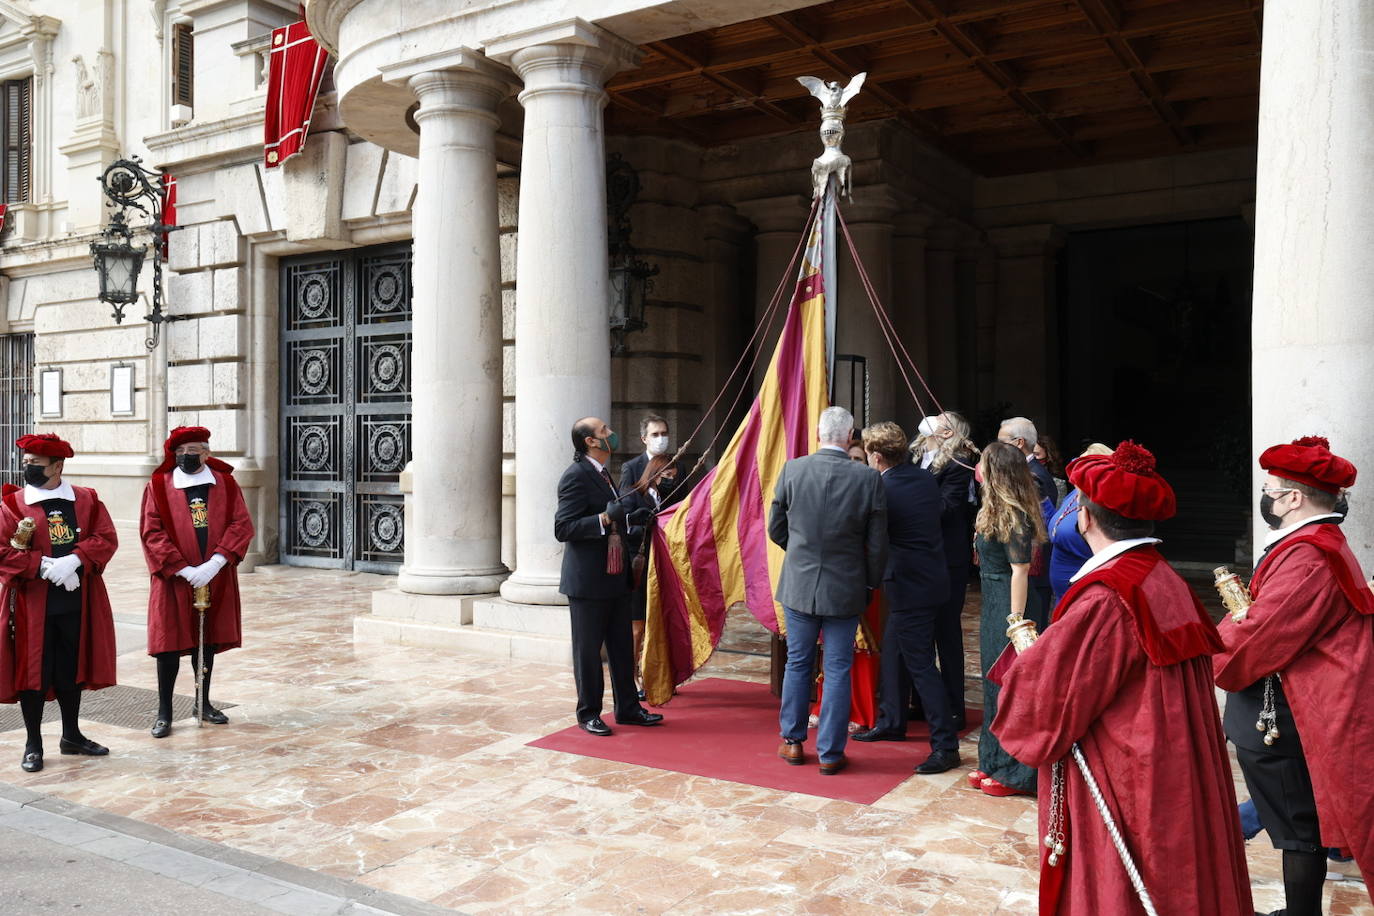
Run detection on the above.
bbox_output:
[1260,486,1295,498]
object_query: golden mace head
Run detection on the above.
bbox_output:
[192,585,211,611]
[10,517,35,550]
[1006,612,1039,654]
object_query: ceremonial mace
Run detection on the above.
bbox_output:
[1005,610,1161,916]
[1212,567,1280,745]
[6,518,35,641]
[193,584,210,729]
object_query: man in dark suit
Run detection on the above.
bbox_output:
[769,406,888,775]
[1000,416,1056,626]
[851,422,959,773]
[619,414,686,506]
[554,416,663,736]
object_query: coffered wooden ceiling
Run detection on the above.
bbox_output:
[605,0,1263,176]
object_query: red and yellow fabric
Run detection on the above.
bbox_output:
[264,19,329,169]
[642,220,829,705]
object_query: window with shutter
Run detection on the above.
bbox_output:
[172,23,194,108]
[0,78,31,205]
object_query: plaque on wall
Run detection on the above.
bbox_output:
[39,368,61,418]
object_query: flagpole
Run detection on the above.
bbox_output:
[821,175,838,396]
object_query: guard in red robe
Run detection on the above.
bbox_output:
[991,441,1252,916]
[0,434,119,773]
[1214,436,1374,912]
[141,426,254,738]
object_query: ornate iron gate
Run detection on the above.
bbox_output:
[279,244,411,572]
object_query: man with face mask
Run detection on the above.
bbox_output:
[555,416,662,735]
[0,434,119,772]
[140,426,255,738]
[1214,436,1374,913]
[991,441,1252,915]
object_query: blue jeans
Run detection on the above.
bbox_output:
[779,607,859,764]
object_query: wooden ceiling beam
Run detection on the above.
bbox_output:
[1072,0,1193,147]
[647,38,800,126]
[900,0,1088,159]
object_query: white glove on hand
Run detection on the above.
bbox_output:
[176,566,197,583]
[56,571,80,592]
[41,553,81,585]
[186,555,227,589]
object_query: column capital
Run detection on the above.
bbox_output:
[486,18,641,84]
[986,223,1066,257]
[736,193,810,235]
[380,46,516,90]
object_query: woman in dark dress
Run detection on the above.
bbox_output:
[971,440,1046,797]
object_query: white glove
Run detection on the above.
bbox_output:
[186,555,227,589]
[56,571,80,592]
[41,553,81,585]
[176,566,197,583]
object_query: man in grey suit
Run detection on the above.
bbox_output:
[768,406,889,775]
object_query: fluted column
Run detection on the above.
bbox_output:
[835,189,897,426]
[389,56,513,595]
[489,21,640,605]
[1252,0,1374,558]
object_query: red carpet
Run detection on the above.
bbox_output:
[527,677,982,805]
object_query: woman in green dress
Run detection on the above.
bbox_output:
[971,440,1046,797]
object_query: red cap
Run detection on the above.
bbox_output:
[156,425,211,474]
[1260,435,1356,494]
[16,433,73,459]
[1067,440,1176,522]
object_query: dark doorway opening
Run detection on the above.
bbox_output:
[1060,217,1253,563]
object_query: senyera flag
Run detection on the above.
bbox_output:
[641,218,829,705]
[264,18,329,169]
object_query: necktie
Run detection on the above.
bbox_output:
[600,468,616,496]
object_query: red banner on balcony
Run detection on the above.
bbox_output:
[263,19,328,169]
[160,175,175,260]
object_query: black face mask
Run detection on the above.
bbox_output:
[177,454,203,474]
[1259,493,1287,530]
[22,464,48,487]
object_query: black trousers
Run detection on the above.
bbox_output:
[935,563,969,715]
[568,595,638,723]
[41,611,83,692]
[1236,745,1323,852]
[877,604,958,753]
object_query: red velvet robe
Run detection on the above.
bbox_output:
[1214,523,1374,900]
[992,548,1252,916]
[0,484,119,702]
[141,462,254,656]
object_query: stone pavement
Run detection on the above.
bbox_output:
[2,523,1369,914]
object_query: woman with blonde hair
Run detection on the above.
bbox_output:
[971,439,1046,797]
[910,411,979,727]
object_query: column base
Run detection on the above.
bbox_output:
[499,572,568,606]
[397,564,509,596]
[354,589,571,665]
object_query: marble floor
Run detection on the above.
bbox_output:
[7,532,1370,915]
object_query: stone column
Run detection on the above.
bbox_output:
[924,223,960,412]
[892,212,931,435]
[835,190,897,426]
[955,243,984,412]
[385,54,513,595]
[987,224,1065,429]
[971,247,998,420]
[699,202,752,452]
[1252,0,1374,557]
[736,195,811,393]
[489,21,640,605]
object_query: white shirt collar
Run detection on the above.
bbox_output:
[920,449,935,469]
[172,465,217,489]
[1069,537,1162,583]
[23,480,76,505]
[584,455,606,474]
[1262,513,1343,549]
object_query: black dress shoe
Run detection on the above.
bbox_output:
[915,750,961,775]
[193,704,229,725]
[20,748,42,773]
[578,717,613,736]
[852,728,905,743]
[59,736,109,756]
[615,709,664,727]
[151,719,171,739]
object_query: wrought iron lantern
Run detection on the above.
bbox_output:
[606,153,659,355]
[90,157,180,349]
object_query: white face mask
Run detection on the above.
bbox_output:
[647,434,670,456]
[917,416,940,438]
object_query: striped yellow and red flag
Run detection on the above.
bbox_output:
[641,218,829,705]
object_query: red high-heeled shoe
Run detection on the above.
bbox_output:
[980,776,1034,797]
